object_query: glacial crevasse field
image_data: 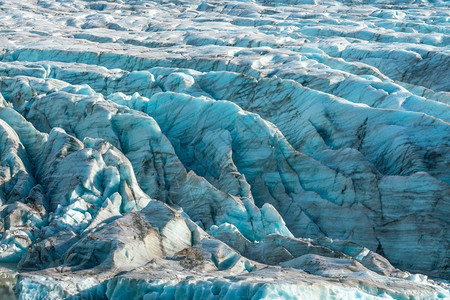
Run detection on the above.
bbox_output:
[0,0,449,299]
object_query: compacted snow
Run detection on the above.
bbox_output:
[0,0,449,299]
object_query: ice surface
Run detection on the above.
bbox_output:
[0,0,449,299]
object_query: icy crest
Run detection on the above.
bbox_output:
[0,0,449,299]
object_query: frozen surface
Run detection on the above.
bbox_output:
[0,0,449,299]
[0,263,17,300]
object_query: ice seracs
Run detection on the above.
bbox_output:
[0,0,449,298]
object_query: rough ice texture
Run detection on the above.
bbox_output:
[0,0,449,299]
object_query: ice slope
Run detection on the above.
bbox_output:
[0,0,449,298]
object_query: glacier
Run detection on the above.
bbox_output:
[0,0,449,299]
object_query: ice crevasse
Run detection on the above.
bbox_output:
[0,0,449,299]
